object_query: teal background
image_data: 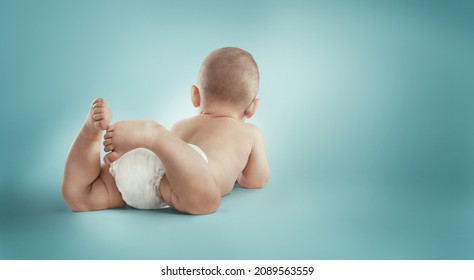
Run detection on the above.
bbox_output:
[0,0,473,259]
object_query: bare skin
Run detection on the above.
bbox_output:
[62,47,269,214]
[61,98,125,212]
[62,93,270,214]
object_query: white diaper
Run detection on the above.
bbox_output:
[109,144,208,210]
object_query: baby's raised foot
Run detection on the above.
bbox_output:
[86,98,112,131]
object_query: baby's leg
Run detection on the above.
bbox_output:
[150,131,221,214]
[61,98,124,211]
[104,121,220,214]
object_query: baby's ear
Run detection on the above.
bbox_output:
[191,85,201,108]
[244,98,260,119]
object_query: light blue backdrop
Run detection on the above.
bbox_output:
[0,0,473,259]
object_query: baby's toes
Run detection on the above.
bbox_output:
[93,112,104,121]
[91,98,104,107]
[104,151,120,165]
[104,144,114,153]
[92,101,103,110]
[95,119,109,130]
[104,131,113,139]
[103,138,112,146]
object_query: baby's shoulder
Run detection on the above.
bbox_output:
[241,122,264,141]
[170,118,188,133]
[242,122,260,133]
[217,119,261,137]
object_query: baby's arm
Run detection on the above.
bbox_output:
[237,124,270,188]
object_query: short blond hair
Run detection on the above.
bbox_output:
[197,47,259,109]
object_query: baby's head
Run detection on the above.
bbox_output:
[192,47,260,119]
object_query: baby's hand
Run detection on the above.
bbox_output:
[103,120,158,165]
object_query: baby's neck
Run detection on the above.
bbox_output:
[199,104,244,121]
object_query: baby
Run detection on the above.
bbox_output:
[61,47,270,214]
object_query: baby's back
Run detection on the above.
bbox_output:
[171,115,254,195]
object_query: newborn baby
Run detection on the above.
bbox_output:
[61,47,270,214]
